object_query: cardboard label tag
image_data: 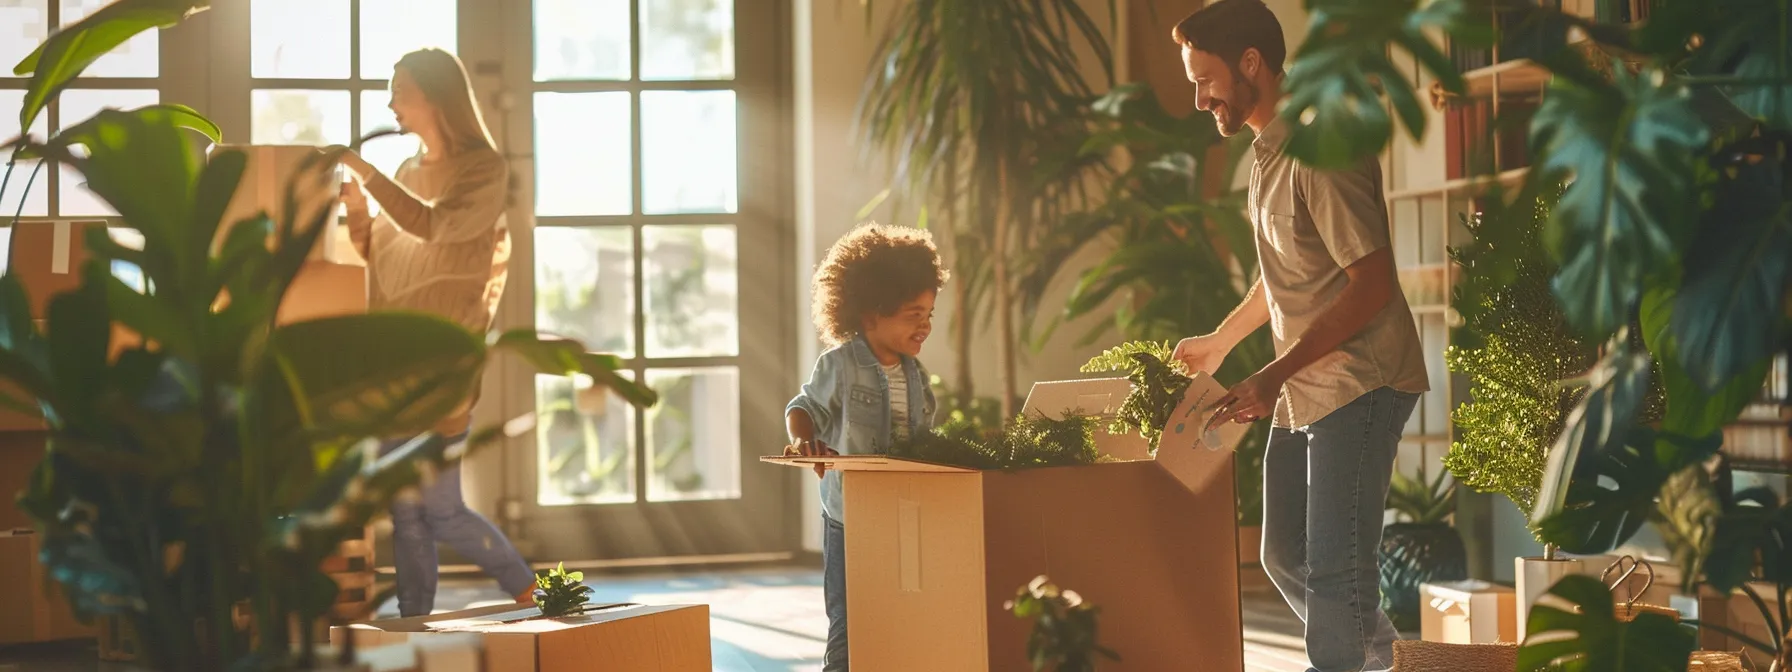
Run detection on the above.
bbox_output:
[1159,373,1248,453]
[898,499,921,593]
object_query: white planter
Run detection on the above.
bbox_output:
[1515,555,1583,637]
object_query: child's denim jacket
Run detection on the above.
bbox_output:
[786,334,937,524]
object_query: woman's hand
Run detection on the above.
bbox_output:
[331,147,377,182]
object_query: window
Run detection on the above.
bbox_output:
[532,0,744,506]
[248,0,454,175]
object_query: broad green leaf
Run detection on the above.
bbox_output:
[1536,427,1718,554]
[1641,287,1772,437]
[14,0,208,132]
[18,103,220,161]
[1517,575,1695,672]
[490,329,658,409]
[29,109,199,276]
[43,263,115,430]
[1705,488,1792,594]
[1279,0,1489,170]
[1532,333,1653,529]
[1535,63,1709,339]
[1668,145,1792,393]
[1686,0,1792,130]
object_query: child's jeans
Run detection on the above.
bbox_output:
[381,431,537,617]
[823,514,849,670]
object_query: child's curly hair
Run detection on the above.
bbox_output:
[811,223,949,346]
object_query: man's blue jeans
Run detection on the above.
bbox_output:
[822,514,848,671]
[381,432,536,617]
[1261,387,1419,672]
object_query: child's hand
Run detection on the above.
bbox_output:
[784,439,837,479]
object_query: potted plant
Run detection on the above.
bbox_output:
[1004,575,1120,672]
[1379,463,1467,633]
[3,7,657,671]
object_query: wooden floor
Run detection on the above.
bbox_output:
[1,566,1313,672]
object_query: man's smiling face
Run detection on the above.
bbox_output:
[1182,45,1260,137]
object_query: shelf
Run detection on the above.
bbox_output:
[1386,167,1530,201]
[1463,59,1552,99]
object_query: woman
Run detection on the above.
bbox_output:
[337,47,534,617]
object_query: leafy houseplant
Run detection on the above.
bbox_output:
[532,563,594,618]
[2,6,658,671]
[1015,84,1269,527]
[1280,0,1792,667]
[1377,464,1466,633]
[1004,575,1119,672]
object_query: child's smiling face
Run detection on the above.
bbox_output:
[862,289,936,365]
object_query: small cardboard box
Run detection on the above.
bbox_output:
[1420,580,1517,644]
[764,373,1246,671]
[0,528,96,645]
[1680,583,1778,654]
[279,261,369,324]
[330,603,711,672]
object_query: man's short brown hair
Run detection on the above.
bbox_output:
[810,223,949,346]
[1171,0,1287,76]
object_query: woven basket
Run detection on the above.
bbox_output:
[1687,650,1746,671]
[1391,640,1518,672]
[1615,601,1681,623]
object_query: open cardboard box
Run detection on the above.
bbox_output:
[0,528,95,645]
[765,373,1248,671]
[330,602,711,672]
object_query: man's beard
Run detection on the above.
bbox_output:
[1215,68,1260,137]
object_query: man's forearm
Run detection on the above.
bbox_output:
[1261,264,1392,382]
[1211,278,1271,346]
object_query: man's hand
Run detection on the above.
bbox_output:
[1172,333,1234,375]
[783,439,838,479]
[1205,369,1284,434]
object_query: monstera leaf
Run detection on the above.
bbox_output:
[1669,140,1792,393]
[1279,0,1491,170]
[1641,287,1772,438]
[1686,0,1792,131]
[1532,61,1709,340]
[1536,427,1719,555]
[1533,334,1655,530]
[1705,487,1792,594]
[1517,575,1696,672]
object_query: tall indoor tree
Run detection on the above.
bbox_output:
[850,0,1116,416]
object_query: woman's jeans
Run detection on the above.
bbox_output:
[1261,387,1419,672]
[380,432,536,617]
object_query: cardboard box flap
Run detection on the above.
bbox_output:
[1153,373,1248,498]
[1021,378,1131,420]
[759,455,976,473]
[345,603,525,633]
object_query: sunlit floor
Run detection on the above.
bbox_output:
[0,566,1312,672]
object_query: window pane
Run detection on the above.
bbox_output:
[0,1,47,78]
[252,90,352,146]
[251,0,350,79]
[59,89,158,216]
[646,367,740,502]
[0,89,48,217]
[359,90,419,177]
[640,0,734,81]
[644,225,737,357]
[535,226,634,356]
[61,0,156,77]
[537,372,635,506]
[359,0,456,80]
[533,0,629,81]
[641,91,735,214]
[534,92,631,216]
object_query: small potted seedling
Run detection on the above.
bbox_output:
[533,563,594,618]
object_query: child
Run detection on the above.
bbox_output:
[785,223,948,671]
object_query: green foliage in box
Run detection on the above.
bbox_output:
[886,413,1104,471]
[533,563,594,618]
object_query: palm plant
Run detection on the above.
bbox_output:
[1018,84,1271,525]
[2,5,657,670]
[850,0,1116,418]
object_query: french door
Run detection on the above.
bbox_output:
[483,0,794,562]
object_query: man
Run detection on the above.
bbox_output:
[1168,1,1429,670]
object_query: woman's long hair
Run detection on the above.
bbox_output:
[396,48,496,156]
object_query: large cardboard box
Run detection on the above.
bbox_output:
[766,373,1247,671]
[330,603,712,672]
[8,219,97,319]
[0,528,95,645]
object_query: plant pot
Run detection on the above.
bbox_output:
[1238,525,1263,566]
[1515,555,1583,636]
[1378,522,1469,632]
